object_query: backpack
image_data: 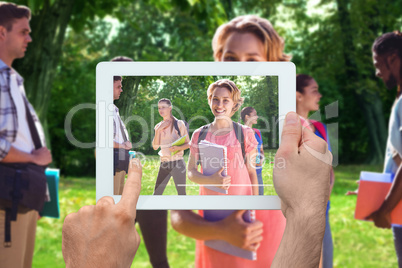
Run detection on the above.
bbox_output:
[173,118,190,137]
[196,122,246,165]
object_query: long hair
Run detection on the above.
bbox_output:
[212,15,291,62]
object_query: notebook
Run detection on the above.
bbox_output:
[41,168,60,218]
[198,140,228,194]
[355,171,402,225]
[171,135,187,156]
[204,210,257,260]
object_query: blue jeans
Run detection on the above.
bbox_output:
[256,170,263,195]
[322,213,333,268]
[393,225,402,267]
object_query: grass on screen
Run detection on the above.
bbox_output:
[33,156,397,267]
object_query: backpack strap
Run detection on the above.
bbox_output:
[310,120,327,142]
[254,128,262,140]
[196,124,211,166]
[196,123,246,166]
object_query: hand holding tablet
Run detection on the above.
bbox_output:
[62,158,142,268]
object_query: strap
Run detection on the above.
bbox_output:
[233,122,246,164]
[117,116,128,142]
[254,128,262,140]
[196,123,245,165]
[173,119,181,137]
[310,120,327,142]
[196,124,211,166]
[24,98,42,150]
[4,208,11,247]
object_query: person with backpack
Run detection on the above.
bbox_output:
[152,98,190,195]
[296,74,335,268]
[186,79,259,196]
[241,107,265,195]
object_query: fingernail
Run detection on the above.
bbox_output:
[285,112,298,125]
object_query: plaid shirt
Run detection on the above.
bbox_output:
[0,59,44,161]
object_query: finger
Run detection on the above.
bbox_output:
[277,112,301,158]
[118,164,142,219]
[218,167,225,175]
[96,196,115,207]
[300,127,328,155]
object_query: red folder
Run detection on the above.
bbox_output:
[355,172,402,225]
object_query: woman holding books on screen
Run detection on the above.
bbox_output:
[152,98,190,195]
[171,15,290,268]
[187,79,259,196]
[241,106,265,195]
[296,74,334,268]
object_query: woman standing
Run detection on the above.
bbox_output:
[241,106,265,195]
[152,98,190,195]
[296,74,334,268]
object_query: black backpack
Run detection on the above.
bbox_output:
[173,118,190,137]
[196,122,246,165]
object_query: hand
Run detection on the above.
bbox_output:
[62,159,142,268]
[122,141,132,150]
[273,112,332,219]
[217,210,263,251]
[345,180,359,195]
[156,120,170,131]
[209,167,231,190]
[169,146,179,152]
[366,208,391,229]
[128,158,142,176]
[31,147,52,166]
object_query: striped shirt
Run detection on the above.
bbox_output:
[0,59,45,160]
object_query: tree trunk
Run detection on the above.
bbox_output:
[115,76,142,120]
[13,0,74,148]
[336,0,387,164]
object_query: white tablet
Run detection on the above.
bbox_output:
[96,62,295,209]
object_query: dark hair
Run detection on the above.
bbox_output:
[111,56,133,62]
[372,31,402,59]
[113,76,122,82]
[240,106,255,123]
[0,2,31,31]
[296,74,314,94]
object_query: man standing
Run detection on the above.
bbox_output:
[0,2,52,267]
[113,75,132,195]
[369,31,402,266]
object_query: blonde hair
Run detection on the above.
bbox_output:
[207,79,244,116]
[212,15,291,62]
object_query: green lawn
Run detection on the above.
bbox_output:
[33,159,398,267]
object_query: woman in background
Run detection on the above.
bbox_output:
[296,74,334,268]
[241,106,265,195]
[152,98,190,195]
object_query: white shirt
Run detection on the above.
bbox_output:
[113,104,129,144]
[10,73,35,153]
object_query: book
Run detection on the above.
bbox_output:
[204,210,257,260]
[41,168,60,218]
[355,171,402,225]
[171,135,187,156]
[198,140,228,194]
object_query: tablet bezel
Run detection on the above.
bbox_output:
[96,62,295,209]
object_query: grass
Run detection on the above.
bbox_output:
[32,158,398,267]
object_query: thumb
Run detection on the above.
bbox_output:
[233,210,246,219]
[277,112,301,158]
